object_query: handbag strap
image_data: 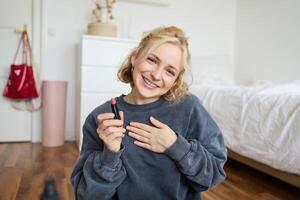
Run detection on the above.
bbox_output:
[12,32,24,64]
[12,31,33,92]
[17,64,27,91]
[12,31,32,66]
[23,32,33,66]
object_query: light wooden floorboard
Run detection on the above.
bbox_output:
[0,142,299,200]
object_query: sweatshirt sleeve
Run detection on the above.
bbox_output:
[164,97,227,192]
[71,114,127,200]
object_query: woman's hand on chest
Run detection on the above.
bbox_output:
[126,116,177,153]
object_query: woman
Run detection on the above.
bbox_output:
[71,26,227,200]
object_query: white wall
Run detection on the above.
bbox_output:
[43,0,236,141]
[235,0,300,84]
[4,0,300,142]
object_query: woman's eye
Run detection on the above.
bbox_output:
[147,57,157,64]
[166,69,175,76]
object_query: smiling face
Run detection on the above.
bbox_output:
[130,43,183,104]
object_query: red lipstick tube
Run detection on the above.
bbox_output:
[111,98,121,119]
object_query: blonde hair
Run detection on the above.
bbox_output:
[117,26,191,102]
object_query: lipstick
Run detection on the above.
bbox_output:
[111,98,121,119]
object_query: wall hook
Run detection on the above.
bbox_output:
[15,24,28,34]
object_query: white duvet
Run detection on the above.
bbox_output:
[191,82,300,175]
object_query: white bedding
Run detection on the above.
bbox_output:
[190,82,300,175]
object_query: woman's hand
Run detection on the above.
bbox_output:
[126,116,177,153]
[97,111,126,152]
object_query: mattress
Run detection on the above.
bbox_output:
[190,82,300,175]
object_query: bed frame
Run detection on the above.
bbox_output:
[227,148,300,189]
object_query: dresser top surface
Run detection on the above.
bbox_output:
[82,35,139,44]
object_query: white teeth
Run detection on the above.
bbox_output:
[143,77,158,88]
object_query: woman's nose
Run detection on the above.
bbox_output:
[150,68,162,81]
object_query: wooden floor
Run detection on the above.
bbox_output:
[0,142,78,200]
[203,160,300,200]
[0,142,299,200]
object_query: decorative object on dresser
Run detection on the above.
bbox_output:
[87,0,117,37]
[76,35,138,149]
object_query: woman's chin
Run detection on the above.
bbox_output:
[136,90,161,102]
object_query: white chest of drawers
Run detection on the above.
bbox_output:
[76,35,138,149]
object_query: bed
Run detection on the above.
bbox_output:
[190,81,300,188]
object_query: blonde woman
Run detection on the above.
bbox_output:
[71,26,227,200]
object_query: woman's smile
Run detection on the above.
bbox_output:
[142,76,160,89]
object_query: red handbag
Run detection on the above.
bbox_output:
[3,31,39,99]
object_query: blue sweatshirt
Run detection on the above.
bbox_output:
[71,94,227,200]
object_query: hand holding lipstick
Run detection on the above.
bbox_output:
[96,98,125,152]
[126,116,177,153]
[97,111,125,152]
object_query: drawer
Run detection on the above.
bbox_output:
[82,38,137,66]
[81,66,131,93]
